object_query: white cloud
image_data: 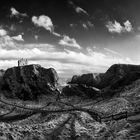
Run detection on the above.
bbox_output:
[106,21,123,33]
[68,1,88,16]
[82,23,88,29]
[10,7,27,17]
[32,15,53,32]
[0,35,16,49]
[0,29,134,77]
[75,7,88,15]
[0,28,7,36]
[32,15,61,37]
[59,35,81,49]
[0,46,134,78]
[106,20,133,33]
[0,39,134,77]
[0,28,24,49]
[87,21,94,28]
[124,20,133,32]
[52,32,61,37]
[82,21,94,29]
[11,35,24,41]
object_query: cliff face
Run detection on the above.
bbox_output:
[1,64,59,100]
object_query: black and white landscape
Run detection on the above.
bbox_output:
[0,0,140,139]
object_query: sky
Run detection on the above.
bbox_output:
[0,0,140,78]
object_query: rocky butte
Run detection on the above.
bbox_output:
[0,64,59,100]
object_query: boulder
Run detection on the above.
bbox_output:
[1,64,59,100]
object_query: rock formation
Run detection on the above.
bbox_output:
[62,84,101,98]
[99,64,140,89]
[69,73,103,87]
[69,64,140,89]
[1,64,59,100]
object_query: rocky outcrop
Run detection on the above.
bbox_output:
[1,64,59,100]
[62,84,101,98]
[69,73,103,87]
[69,64,140,89]
[99,64,140,88]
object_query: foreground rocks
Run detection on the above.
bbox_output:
[1,64,59,100]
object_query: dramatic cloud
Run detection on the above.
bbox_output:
[32,15,61,37]
[0,44,133,77]
[10,7,27,17]
[59,35,81,49]
[106,20,133,33]
[0,28,133,77]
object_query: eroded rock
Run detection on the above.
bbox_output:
[1,64,59,100]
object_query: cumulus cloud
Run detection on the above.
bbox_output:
[10,7,27,17]
[106,20,133,33]
[0,28,24,49]
[32,15,61,37]
[32,15,54,32]
[0,28,7,36]
[124,20,133,32]
[82,23,88,29]
[59,35,81,49]
[0,35,16,49]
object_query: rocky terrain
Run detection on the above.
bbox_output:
[0,64,140,139]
